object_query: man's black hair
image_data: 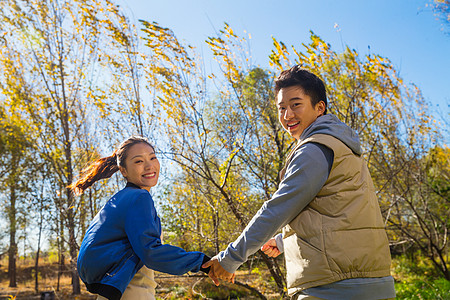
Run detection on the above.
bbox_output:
[274,65,328,114]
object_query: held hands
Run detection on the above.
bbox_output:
[261,237,281,257]
[202,239,278,286]
[202,255,235,286]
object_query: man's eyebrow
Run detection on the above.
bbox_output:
[287,96,304,101]
[278,97,304,105]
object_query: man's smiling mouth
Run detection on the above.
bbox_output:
[287,121,300,128]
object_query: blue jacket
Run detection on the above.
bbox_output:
[77,183,207,299]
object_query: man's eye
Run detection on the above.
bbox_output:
[135,160,143,163]
[278,107,285,111]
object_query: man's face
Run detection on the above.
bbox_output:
[277,86,325,140]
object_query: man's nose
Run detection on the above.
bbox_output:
[284,107,294,119]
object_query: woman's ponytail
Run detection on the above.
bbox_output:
[68,151,120,195]
[68,135,153,195]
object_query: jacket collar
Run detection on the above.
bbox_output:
[125,182,141,189]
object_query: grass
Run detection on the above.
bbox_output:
[395,278,450,300]
[392,253,450,300]
[0,254,449,299]
[0,256,95,300]
[0,256,276,299]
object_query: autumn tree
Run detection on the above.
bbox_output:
[432,0,450,33]
[0,0,147,293]
[90,3,157,142]
[384,145,449,279]
[0,109,36,287]
[270,32,448,279]
[141,20,448,297]
[139,21,290,296]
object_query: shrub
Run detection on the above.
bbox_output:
[392,253,449,299]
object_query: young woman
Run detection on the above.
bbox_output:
[69,136,210,300]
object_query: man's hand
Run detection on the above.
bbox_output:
[261,238,281,257]
[202,256,235,286]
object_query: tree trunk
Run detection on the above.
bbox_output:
[213,210,219,254]
[58,253,65,292]
[63,133,80,294]
[67,188,81,294]
[80,196,87,244]
[35,234,41,292]
[8,185,17,288]
[234,280,268,300]
[35,198,44,292]
[258,250,286,296]
[223,191,286,296]
[57,207,64,292]
[89,188,96,220]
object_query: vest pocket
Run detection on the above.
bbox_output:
[285,234,331,288]
[297,235,323,253]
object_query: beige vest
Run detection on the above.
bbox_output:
[280,134,391,296]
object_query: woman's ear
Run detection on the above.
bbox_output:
[118,166,127,178]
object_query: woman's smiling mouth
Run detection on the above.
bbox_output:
[143,173,156,178]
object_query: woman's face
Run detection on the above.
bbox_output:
[119,142,160,191]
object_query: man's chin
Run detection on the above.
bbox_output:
[288,132,300,140]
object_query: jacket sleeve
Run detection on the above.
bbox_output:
[124,192,205,275]
[217,142,333,273]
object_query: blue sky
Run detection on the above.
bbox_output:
[118,0,449,140]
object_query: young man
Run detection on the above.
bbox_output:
[203,66,396,299]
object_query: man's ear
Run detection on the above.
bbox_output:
[316,101,326,115]
[118,166,127,178]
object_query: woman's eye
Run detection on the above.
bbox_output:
[135,160,143,164]
[151,157,157,160]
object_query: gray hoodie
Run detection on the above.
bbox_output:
[301,113,361,155]
[217,114,395,299]
[217,114,362,272]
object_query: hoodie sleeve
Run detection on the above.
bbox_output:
[217,142,333,273]
[125,192,205,275]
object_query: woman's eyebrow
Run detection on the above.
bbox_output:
[130,152,155,160]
